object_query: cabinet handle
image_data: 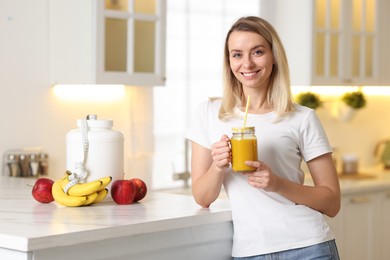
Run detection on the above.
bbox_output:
[350,197,370,204]
[342,78,353,84]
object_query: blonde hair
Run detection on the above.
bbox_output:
[219,16,294,121]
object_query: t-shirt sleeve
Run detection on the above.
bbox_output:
[299,110,332,162]
[186,101,212,149]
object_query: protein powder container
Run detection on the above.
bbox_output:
[66,115,124,184]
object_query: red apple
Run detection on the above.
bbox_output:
[32,178,54,203]
[111,179,136,205]
[131,178,147,202]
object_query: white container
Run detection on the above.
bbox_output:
[66,115,124,184]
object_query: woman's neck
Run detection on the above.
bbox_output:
[241,92,272,114]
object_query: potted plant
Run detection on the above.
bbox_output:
[341,91,367,109]
[336,91,367,121]
[296,92,322,110]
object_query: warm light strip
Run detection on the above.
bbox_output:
[292,86,390,96]
[53,84,126,102]
[360,87,390,96]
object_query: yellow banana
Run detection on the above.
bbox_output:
[97,176,112,191]
[52,180,87,207]
[83,192,99,206]
[94,188,108,204]
[61,177,102,197]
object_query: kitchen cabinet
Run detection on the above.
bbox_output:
[327,188,390,260]
[377,191,390,259]
[261,0,390,86]
[329,192,378,260]
[49,0,166,87]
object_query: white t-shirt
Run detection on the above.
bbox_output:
[186,99,335,257]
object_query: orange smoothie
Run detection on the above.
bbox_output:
[231,138,258,172]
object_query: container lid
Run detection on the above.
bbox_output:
[76,115,113,128]
[232,126,255,133]
[342,154,358,162]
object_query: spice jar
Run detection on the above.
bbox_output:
[231,127,258,172]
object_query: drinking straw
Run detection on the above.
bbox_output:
[243,95,250,128]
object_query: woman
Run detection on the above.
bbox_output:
[186,16,341,259]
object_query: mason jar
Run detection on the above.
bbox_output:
[231,127,258,172]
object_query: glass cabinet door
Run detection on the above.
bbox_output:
[134,0,157,73]
[351,0,376,79]
[102,0,162,79]
[314,0,377,84]
[314,0,341,79]
[105,17,128,72]
[134,20,155,73]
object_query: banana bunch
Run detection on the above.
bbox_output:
[52,172,112,207]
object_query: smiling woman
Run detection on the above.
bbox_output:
[52,84,126,102]
[185,15,341,260]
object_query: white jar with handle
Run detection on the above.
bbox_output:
[66,115,124,187]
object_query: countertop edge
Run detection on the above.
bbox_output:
[2,206,232,252]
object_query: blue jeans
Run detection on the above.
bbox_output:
[233,240,340,260]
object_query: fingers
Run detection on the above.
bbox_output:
[244,160,265,170]
[243,161,278,191]
[221,134,230,141]
[246,171,271,191]
[211,135,231,169]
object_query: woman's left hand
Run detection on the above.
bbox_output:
[243,161,280,192]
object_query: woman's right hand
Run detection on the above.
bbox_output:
[210,135,231,170]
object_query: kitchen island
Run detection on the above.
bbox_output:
[0,176,233,260]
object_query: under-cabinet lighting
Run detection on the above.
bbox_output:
[359,87,390,96]
[53,84,126,102]
[292,86,390,96]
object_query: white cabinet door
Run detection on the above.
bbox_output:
[49,0,166,87]
[337,193,377,260]
[376,191,390,260]
[342,194,375,260]
[329,190,390,260]
[325,214,343,256]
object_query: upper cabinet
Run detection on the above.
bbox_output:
[49,0,166,87]
[261,0,390,86]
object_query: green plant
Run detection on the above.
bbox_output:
[341,91,366,109]
[296,92,322,110]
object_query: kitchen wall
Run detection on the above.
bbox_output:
[313,93,390,171]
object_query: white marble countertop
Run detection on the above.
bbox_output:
[0,176,232,253]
